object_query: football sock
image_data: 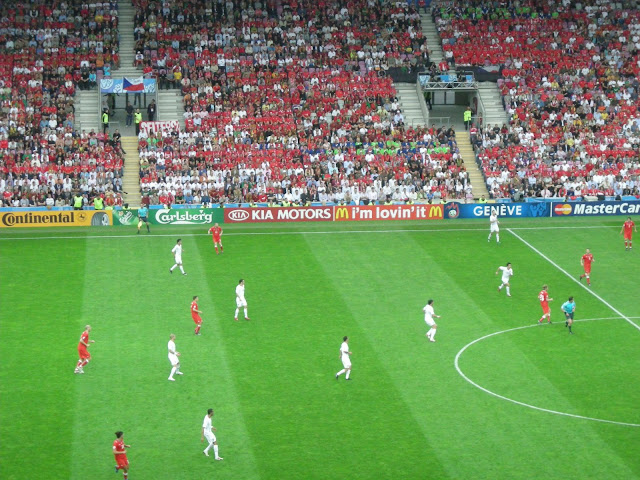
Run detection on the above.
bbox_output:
[506,286,510,295]
[565,321,568,327]
[345,370,351,379]
[214,445,219,458]
[195,325,200,334]
[568,325,572,333]
[170,264,177,271]
[431,328,437,340]
[204,443,211,453]
[496,234,500,242]
[76,360,83,368]
[123,474,128,480]
[179,266,185,274]
[220,246,223,252]
[336,369,345,376]
[234,308,240,318]
[82,359,89,367]
[498,285,503,290]
[243,308,248,318]
[488,234,491,241]
[215,247,218,254]
[146,224,150,232]
[170,367,177,378]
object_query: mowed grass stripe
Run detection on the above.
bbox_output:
[0,239,88,479]
[303,231,454,479]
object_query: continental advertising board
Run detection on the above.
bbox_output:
[113,208,224,226]
[443,202,550,219]
[224,205,444,223]
[0,210,112,228]
[551,201,640,217]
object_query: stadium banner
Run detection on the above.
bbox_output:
[443,202,550,219]
[0,210,112,228]
[140,121,180,135]
[551,201,640,217]
[334,204,443,221]
[112,208,223,226]
[99,78,156,94]
[225,206,334,223]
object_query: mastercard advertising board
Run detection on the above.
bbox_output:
[551,201,640,217]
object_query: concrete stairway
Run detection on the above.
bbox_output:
[157,90,184,125]
[75,89,101,133]
[115,1,138,77]
[121,136,142,208]
[455,132,489,200]
[420,13,444,67]
[394,83,426,127]
[477,82,509,128]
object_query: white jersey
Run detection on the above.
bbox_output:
[340,341,351,368]
[172,243,182,260]
[168,339,178,363]
[202,414,216,441]
[489,214,499,232]
[235,283,247,307]
[499,266,513,283]
[423,304,436,326]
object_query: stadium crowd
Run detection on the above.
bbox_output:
[0,0,124,207]
[433,0,640,199]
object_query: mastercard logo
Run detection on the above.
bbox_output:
[554,204,572,215]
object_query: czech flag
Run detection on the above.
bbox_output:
[123,76,145,92]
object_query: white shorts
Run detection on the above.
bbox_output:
[341,356,351,369]
[168,354,179,365]
[174,255,182,264]
[204,432,216,443]
[236,298,247,308]
[490,224,500,233]
[501,276,510,284]
[425,316,436,327]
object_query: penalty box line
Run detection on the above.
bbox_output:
[506,228,640,333]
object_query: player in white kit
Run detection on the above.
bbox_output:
[496,263,513,297]
[169,239,187,275]
[201,408,223,460]
[488,209,500,243]
[234,279,250,321]
[335,336,352,380]
[167,334,183,381]
[423,299,441,342]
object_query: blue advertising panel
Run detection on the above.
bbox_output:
[443,202,550,219]
[551,201,640,217]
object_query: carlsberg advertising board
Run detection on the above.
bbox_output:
[112,208,224,226]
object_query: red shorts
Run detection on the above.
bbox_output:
[213,236,221,244]
[192,315,202,324]
[78,347,90,360]
[115,455,129,469]
[541,305,550,315]
[624,233,633,240]
[583,267,591,274]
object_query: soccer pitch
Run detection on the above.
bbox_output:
[1,216,639,480]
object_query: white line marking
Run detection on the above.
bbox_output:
[0,224,620,241]
[507,228,640,332]
[454,317,640,427]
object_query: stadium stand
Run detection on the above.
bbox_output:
[0,0,125,207]
[432,0,640,199]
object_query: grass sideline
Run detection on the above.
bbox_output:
[1,216,639,480]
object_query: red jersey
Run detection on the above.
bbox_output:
[624,220,635,235]
[78,331,89,349]
[191,301,200,319]
[209,226,222,239]
[581,253,593,268]
[113,439,126,457]
[538,290,549,307]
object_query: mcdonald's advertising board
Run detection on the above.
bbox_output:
[334,204,443,221]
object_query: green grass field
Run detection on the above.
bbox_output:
[1,216,639,480]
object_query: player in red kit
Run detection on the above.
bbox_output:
[208,223,223,254]
[191,295,203,335]
[579,248,594,286]
[621,217,637,250]
[74,325,95,374]
[113,431,131,479]
[538,285,554,324]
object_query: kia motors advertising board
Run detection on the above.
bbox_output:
[551,201,640,217]
[225,207,334,223]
